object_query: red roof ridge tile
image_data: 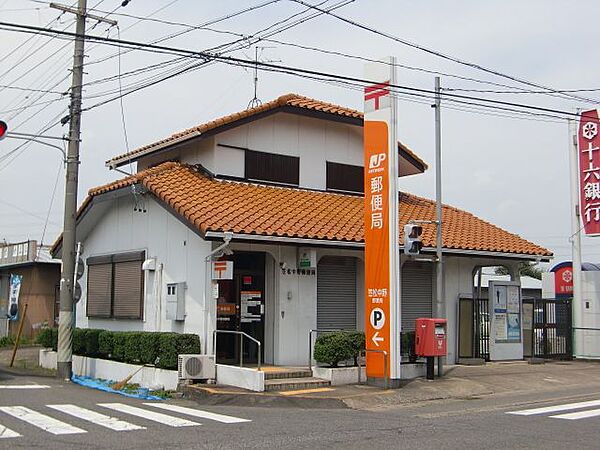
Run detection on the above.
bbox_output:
[66,161,552,257]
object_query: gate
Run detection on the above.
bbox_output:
[458,298,489,361]
[524,298,572,360]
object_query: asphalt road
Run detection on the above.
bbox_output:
[1,367,599,449]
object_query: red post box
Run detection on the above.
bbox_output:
[415,318,447,357]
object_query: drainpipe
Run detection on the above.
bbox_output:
[203,232,233,356]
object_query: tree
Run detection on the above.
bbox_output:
[495,262,542,280]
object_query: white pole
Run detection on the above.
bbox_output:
[434,77,444,376]
[568,118,583,358]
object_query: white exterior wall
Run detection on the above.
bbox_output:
[77,195,211,342]
[135,113,363,190]
[77,192,524,366]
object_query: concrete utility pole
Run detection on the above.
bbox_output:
[434,77,445,376]
[53,0,115,380]
[568,118,583,358]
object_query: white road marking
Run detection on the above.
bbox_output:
[551,408,600,420]
[98,403,200,427]
[143,403,251,424]
[47,404,145,431]
[507,399,600,416]
[0,406,86,435]
[0,385,50,390]
[0,424,21,438]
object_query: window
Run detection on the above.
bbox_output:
[326,161,364,193]
[86,251,145,319]
[245,149,299,186]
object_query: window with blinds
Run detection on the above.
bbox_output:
[86,251,145,319]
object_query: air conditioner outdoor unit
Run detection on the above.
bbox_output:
[178,354,216,380]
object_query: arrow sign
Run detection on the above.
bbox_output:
[372,331,384,347]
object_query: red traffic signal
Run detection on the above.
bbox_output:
[0,121,7,140]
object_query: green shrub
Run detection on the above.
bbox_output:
[84,329,102,357]
[35,328,58,351]
[124,332,148,364]
[98,330,114,358]
[139,332,161,365]
[111,331,132,362]
[313,332,354,367]
[0,335,15,348]
[156,333,201,369]
[36,327,201,370]
[36,328,55,349]
[72,328,86,355]
[346,331,365,366]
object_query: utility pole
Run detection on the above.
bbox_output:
[568,118,583,358]
[52,0,115,380]
[434,76,445,376]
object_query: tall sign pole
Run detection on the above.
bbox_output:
[434,77,444,376]
[364,57,401,386]
[57,0,87,380]
[573,109,600,357]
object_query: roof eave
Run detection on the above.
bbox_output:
[204,231,551,260]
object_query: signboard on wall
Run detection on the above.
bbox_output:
[579,109,600,236]
[489,281,523,361]
[363,57,400,382]
[212,261,233,280]
[552,262,573,298]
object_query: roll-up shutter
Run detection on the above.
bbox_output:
[317,256,357,330]
[87,264,112,318]
[113,260,144,319]
[401,261,433,331]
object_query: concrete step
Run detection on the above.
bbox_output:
[264,377,331,392]
[264,369,313,380]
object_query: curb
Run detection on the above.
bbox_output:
[182,385,349,409]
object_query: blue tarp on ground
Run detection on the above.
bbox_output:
[71,375,164,400]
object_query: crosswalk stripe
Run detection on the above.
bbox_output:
[0,424,21,438]
[507,399,600,416]
[98,403,200,427]
[0,385,50,390]
[47,404,145,431]
[143,403,251,424]
[551,408,600,420]
[0,406,86,435]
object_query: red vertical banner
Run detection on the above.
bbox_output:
[579,109,600,236]
[364,120,391,378]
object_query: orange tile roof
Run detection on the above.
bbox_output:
[84,162,552,257]
[105,93,427,170]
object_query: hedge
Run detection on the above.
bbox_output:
[314,331,365,367]
[36,328,201,370]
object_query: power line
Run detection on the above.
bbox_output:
[1,19,589,121]
[87,10,595,101]
[77,0,354,106]
[289,0,600,105]
[0,83,66,94]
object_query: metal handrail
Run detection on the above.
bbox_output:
[212,329,261,370]
[357,349,389,389]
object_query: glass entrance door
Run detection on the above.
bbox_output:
[215,252,265,365]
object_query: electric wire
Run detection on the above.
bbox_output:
[289,0,600,105]
[1,20,587,121]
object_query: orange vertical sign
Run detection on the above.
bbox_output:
[364,120,391,378]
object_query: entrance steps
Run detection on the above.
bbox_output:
[263,367,330,392]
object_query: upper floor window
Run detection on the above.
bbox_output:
[86,251,145,320]
[245,149,299,186]
[326,161,364,194]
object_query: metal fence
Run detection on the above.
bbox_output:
[525,298,572,360]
